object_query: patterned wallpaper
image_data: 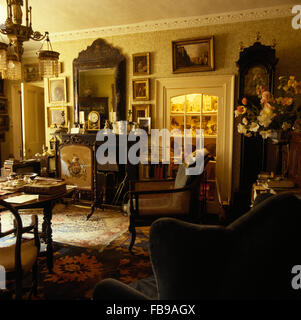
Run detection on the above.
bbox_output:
[11,15,301,193]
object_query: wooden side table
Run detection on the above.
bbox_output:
[0,187,75,273]
[251,180,301,206]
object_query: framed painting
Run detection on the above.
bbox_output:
[23,64,42,82]
[132,104,150,122]
[48,77,67,104]
[0,97,7,114]
[172,36,215,73]
[133,79,149,101]
[47,106,68,128]
[133,52,150,75]
[138,117,151,134]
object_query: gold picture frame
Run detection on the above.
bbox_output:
[137,117,151,134]
[172,36,215,73]
[132,104,150,122]
[23,63,42,82]
[48,76,67,104]
[133,79,149,101]
[47,106,68,128]
[133,52,150,75]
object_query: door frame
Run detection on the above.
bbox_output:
[155,75,235,205]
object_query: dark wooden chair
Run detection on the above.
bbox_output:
[128,150,212,252]
[0,199,40,300]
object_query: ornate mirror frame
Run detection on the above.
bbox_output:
[73,38,126,125]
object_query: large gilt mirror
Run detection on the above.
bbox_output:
[73,38,126,127]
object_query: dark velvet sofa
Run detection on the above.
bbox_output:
[93,191,301,300]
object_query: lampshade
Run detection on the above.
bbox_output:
[0,1,58,80]
[0,42,8,74]
[5,54,22,80]
[38,50,60,78]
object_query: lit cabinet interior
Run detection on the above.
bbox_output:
[169,93,217,203]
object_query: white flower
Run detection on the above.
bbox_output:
[242,117,248,125]
[282,122,291,131]
[260,130,273,139]
[257,109,275,128]
[249,122,259,132]
[237,123,248,135]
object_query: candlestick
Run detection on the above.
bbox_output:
[79,111,85,124]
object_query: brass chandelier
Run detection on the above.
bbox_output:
[0,0,59,80]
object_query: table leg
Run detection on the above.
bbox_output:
[43,202,54,273]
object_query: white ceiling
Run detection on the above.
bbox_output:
[0,0,298,33]
[0,0,299,50]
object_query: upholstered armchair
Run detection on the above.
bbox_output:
[0,200,40,300]
[127,150,212,251]
[93,192,301,300]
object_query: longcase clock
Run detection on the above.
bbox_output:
[236,40,278,209]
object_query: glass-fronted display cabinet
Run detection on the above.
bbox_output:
[169,93,217,202]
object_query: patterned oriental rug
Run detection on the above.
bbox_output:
[0,204,153,300]
[0,203,129,252]
[38,227,152,300]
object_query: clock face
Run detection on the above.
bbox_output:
[88,111,99,123]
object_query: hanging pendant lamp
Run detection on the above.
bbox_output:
[37,32,60,78]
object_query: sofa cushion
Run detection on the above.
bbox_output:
[174,148,209,189]
[174,163,190,189]
[0,239,38,273]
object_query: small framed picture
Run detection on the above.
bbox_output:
[0,97,7,114]
[23,64,42,82]
[138,117,151,134]
[133,52,150,75]
[48,77,67,104]
[133,79,149,101]
[132,104,150,122]
[172,36,215,73]
[0,114,9,131]
[47,106,68,128]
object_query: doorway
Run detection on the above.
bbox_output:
[156,75,235,211]
[21,83,45,159]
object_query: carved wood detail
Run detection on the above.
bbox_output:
[73,38,126,124]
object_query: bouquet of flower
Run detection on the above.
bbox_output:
[235,76,301,139]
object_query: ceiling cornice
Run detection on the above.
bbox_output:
[49,4,293,43]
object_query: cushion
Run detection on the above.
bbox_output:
[174,163,190,189]
[174,148,209,189]
[0,239,38,273]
